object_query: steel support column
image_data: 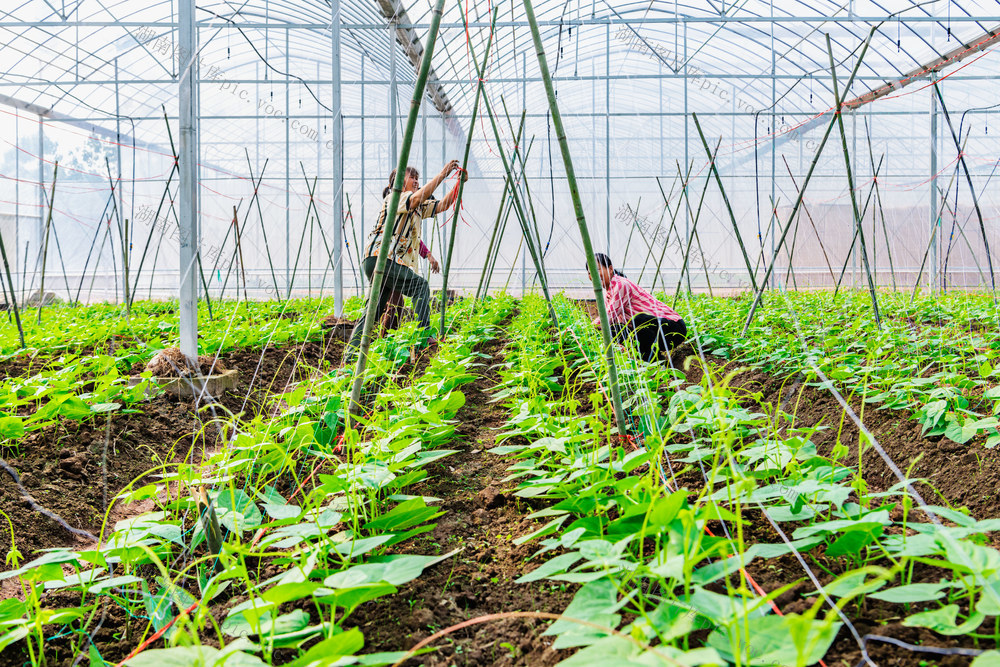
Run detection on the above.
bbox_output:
[389,21,398,165]
[178,0,199,362]
[605,23,611,253]
[930,73,938,291]
[332,0,344,313]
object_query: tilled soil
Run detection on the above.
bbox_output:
[0,334,345,566]
[347,324,576,667]
[672,343,1000,665]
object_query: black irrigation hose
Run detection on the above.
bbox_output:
[855,634,985,666]
[0,456,98,542]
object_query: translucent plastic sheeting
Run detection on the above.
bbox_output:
[0,0,998,300]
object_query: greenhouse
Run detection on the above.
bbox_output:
[2,0,1000,664]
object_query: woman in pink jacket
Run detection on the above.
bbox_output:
[589,253,687,361]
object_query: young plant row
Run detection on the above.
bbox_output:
[486,294,1000,665]
[0,295,513,666]
[0,298,356,360]
[683,291,1000,450]
[0,298,367,457]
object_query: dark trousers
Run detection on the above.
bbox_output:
[347,257,431,350]
[610,313,687,362]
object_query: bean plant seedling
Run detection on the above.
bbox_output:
[4,290,1000,666]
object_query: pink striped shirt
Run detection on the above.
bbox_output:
[602,275,682,323]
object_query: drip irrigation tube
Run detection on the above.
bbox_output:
[0,456,98,542]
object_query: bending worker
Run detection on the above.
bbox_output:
[589,253,687,362]
[346,159,466,354]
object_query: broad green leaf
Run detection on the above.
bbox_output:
[125,646,265,667]
[973,651,1000,667]
[903,604,985,636]
[214,489,263,533]
[824,524,883,557]
[870,582,950,604]
[707,613,841,665]
[555,636,722,666]
[516,552,582,584]
[363,498,441,532]
[58,396,93,420]
[0,416,25,439]
[324,551,457,588]
[285,627,365,667]
[542,579,623,649]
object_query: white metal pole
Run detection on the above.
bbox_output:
[605,23,611,256]
[115,57,126,304]
[389,21,398,166]
[37,117,43,272]
[930,73,938,291]
[285,28,291,295]
[178,0,199,363]
[332,0,344,314]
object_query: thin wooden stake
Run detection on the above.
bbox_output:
[0,216,25,347]
[827,34,880,327]
[933,82,996,298]
[692,113,760,294]
[37,162,58,323]
[742,28,876,336]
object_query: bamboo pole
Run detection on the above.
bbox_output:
[523,0,626,433]
[233,205,249,302]
[345,194,363,293]
[673,141,719,306]
[288,174,319,298]
[348,0,448,416]
[692,113,760,294]
[480,86,558,326]
[89,220,112,303]
[501,101,548,270]
[131,107,180,307]
[939,191,989,290]
[827,35,880,327]
[474,125,528,302]
[482,183,522,300]
[0,215,25,347]
[621,198,642,267]
[742,28,875,336]
[21,241,28,306]
[440,7,498,338]
[476,185,513,302]
[48,215,73,304]
[78,192,115,305]
[651,168,690,294]
[636,174,679,287]
[933,82,996,298]
[833,156,882,298]
[37,162,58,323]
[244,151,282,302]
[781,197,800,291]
[911,187,953,301]
[782,156,837,287]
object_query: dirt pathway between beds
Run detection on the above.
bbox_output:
[349,323,576,667]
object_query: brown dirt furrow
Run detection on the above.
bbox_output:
[1,334,346,568]
[671,345,999,666]
[348,320,576,667]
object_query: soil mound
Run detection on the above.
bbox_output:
[145,347,229,377]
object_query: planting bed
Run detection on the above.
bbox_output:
[2,292,1000,667]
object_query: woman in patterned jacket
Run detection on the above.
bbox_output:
[346,160,466,353]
